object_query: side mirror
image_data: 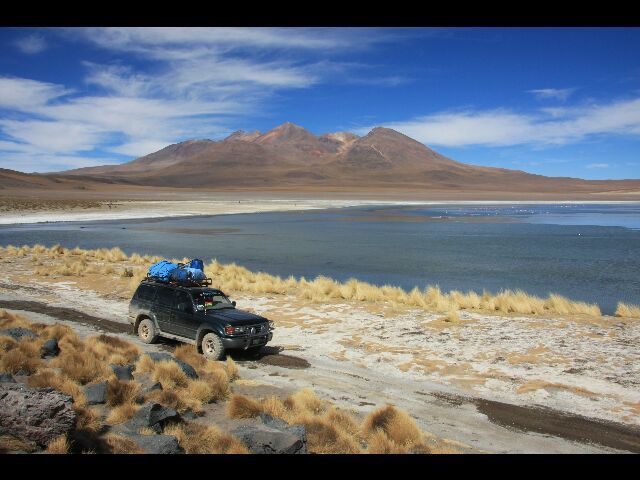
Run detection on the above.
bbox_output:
[232,301,237,307]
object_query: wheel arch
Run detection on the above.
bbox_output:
[195,325,219,353]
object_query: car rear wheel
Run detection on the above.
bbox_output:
[202,332,225,360]
[138,318,158,344]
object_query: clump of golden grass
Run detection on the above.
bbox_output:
[136,352,230,412]
[362,404,424,453]
[45,435,70,454]
[0,339,43,375]
[85,334,140,365]
[106,379,142,407]
[74,405,103,432]
[104,434,144,454]
[28,368,85,404]
[228,389,365,453]
[227,394,264,419]
[440,309,460,324]
[151,360,190,390]
[164,421,248,454]
[106,403,141,425]
[615,302,640,318]
[50,350,112,385]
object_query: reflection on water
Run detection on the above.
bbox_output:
[1,203,638,314]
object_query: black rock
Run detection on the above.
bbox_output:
[0,328,37,341]
[232,423,307,454]
[110,364,134,381]
[145,382,162,394]
[122,402,180,433]
[144,352,198,379]
[40,338,59,358]
[83,381,108,405]
[0,384,76,447]
[124,434,183,454]
[181,411,199,420]
[0,373,16,383]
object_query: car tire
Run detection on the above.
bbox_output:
[201,332,225,360]
[138,318,158,344]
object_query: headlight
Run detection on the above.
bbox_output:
[268,321,275,331]
[225,325,247,335]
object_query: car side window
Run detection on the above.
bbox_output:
[136,285,155,301]
[175,291,192,309]
[156,287,175,307]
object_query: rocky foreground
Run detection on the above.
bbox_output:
[0,311,444,454]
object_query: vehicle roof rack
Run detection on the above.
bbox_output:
[144,275,213,287]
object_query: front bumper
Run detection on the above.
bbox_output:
[222,331,273,350]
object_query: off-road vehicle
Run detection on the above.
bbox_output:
[128,279,274,360]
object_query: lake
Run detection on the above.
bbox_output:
[1,202,639,315]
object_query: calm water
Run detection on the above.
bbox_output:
[1,203,639,314]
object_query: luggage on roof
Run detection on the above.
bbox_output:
[148,260,178,282]
[147,258,211,286]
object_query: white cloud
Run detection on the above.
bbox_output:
[359,97,640,148]
[0,76,72,111]
[71,27,385,53]
[528,88,576,101]
[0,119,105,153]
[14,34,47,54]
[586,163,610,169]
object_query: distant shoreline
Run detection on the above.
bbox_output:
[1,197,640,225]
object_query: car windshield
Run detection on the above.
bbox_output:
[192,291,234,310]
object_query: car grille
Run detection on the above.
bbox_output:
[246,324,267,335]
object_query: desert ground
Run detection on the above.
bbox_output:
[1,245,638,453]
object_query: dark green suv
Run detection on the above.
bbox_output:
[128,280,274,360]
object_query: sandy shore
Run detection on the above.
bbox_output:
[1,196,639,225]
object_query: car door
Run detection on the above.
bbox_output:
[153,286,177,333]
[170,290,199,339]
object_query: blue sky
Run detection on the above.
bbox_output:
[0,27,639,179]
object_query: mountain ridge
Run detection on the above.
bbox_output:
[3,123,640,196]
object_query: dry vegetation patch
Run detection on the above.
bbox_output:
[226,389,435,454]
[3,244,631,320]
[163,421,248,454]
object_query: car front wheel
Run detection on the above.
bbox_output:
[201,332,225,360]
[138,318,158,344]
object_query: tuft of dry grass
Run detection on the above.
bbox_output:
[50,350,112,385]
[104,434,144,454]
[86,334,140,365]
[74,405,103,432]
[226,394,264,419]
[106,403,140,425]
[151,360,190,389]
[615,302,640,318]
[362,404,423,448]
[45,435,70,454]
[28,368,85,404]
[106,379,142,406]
[226,356,239,381]
[441,309,460,324]
[0,334,44,375]
[139,350,231,410]
[163,421,248,454]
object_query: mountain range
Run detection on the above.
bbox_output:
[2,122,640,197]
